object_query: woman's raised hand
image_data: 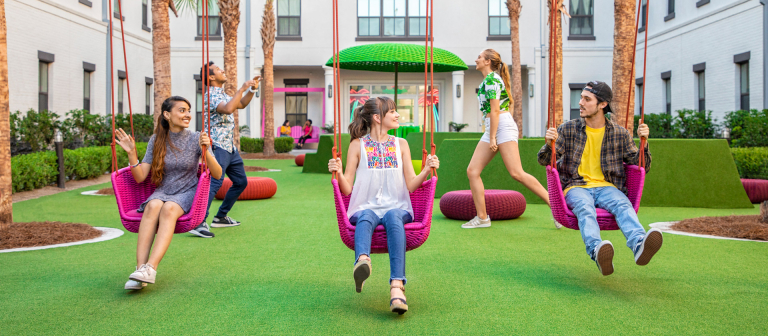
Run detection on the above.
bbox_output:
[200,132,212,149]
[114,128,135,154]
[426,154,440,170]
[328,158,342,173]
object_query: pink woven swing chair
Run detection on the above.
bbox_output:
[544,0,650,231]
[109,0,213,234]
[329,0,438,253]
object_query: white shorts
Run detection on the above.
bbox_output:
[480,112,519,144]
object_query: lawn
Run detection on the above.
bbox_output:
[2,159,766,335]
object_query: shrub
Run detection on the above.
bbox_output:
[724,109,768,148]
[731,147,768,180]
[634,114,674,138]
[11,143,147,193]
[241,137,264,153]
[672,109,719,139]
[275,137,294,153]
[15,109,61,152]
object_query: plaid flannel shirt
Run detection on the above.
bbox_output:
[537,117,652,195]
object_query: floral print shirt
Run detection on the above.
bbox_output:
[203,87,235,153]
[362,134,399,169]
[477,72,510,117]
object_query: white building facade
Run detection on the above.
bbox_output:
[7,0,766,137]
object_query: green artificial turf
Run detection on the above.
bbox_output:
[2,159,766,334]
[303,134,351,174]
[434,139,753,208]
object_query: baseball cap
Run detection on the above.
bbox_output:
[583,81,613,113]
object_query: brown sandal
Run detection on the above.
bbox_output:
[389,285,408,315]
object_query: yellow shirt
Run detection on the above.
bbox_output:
[280,126,291,135]
[564,126,616,195]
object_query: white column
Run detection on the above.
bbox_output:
[451,71,465,125]
[324,66,335,128]
[252,65,262,138]
[526,66,538,137]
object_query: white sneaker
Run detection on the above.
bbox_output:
[129,263,157,284]
[594,241,615,276]
[124,279,147,290]
[635,228,663,266]
[554,220,564,229]
[461,216,491,229]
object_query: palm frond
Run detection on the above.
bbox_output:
[173,0,216,17]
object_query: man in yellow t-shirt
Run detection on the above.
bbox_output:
[538,81,662,276]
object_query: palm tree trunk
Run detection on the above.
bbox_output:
[152,0,173,128]
[507,0,523,138]
[261,0,276,156]
[0,0,12,226]
[219,0,241,150]
[612,0,636,130]
[553,9,563,127]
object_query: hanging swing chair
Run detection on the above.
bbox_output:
[545,0,650,231]
[109,0,213,234]
[329,0,438,253]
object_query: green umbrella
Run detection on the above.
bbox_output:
[325,43,468,121]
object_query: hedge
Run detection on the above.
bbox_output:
[12,143,147,193]
[240,137,294,153]
[731,147,768,180]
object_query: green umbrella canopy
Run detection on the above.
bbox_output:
[325,43,468,73]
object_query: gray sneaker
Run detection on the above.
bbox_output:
[211,216,241,228]
[189,222,215,238]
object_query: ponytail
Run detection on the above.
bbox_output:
[483,49,515,109]
[348,96,397,141]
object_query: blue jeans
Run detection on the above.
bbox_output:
[351,209,412,284]
[204,147,247,221]
[564,187,646,260]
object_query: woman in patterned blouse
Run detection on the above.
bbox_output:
[462,49,552,229]
[328,97,439,315]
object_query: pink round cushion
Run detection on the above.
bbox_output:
[440,190,526,221]
[295,154,305,166]
[741,179,768,203]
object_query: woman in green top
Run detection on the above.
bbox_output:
[462,49,553,229]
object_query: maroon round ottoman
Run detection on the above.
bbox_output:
[295,154,305,166]
[741,179,768,203]
[440,190,526,221]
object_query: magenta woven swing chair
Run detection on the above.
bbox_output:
[544,0,650,231]
[108,0,213,234]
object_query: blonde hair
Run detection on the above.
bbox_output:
[482,49,514,108]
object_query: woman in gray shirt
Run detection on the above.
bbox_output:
[115,96,222,290]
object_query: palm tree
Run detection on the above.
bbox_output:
[547,0,569,127]
[218,0,241,150]
[0,0,11,226]
[611,0,637,130]
[260,0,276,156]
[152,0,179,127]
[506,0,523,138]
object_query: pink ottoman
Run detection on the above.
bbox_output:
[440,190,526,221]
[741,179,768,203]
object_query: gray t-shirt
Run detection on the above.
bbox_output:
[138,130,203,213]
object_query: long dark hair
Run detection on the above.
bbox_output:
[482,49,513,106]
[282,120,290,126]
[151,96,190,185]
[348,97,396,140]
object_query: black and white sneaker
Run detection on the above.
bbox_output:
[594,240,615,276]
[635,229,663,266]
[211,216,241,228]
[189,222,215,238]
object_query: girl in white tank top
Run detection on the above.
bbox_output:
[328,97,439,315]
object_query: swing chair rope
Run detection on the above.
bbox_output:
[420,0,436,177]
[108,0,117,173]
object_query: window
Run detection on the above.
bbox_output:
[145,84,152,115]
[83,71,91,112]
[277,0,301,36]
[196,78,203,131]
[113,0,124,20]
[349,84,439,129]
[640,0,647,31]
[197,0,222,37]
[739,62,749,111]
[285,79,309,127]
[569,0,594,37]
[357,0,426,38]
[569,89,581,120]
[142,0,150,31]
[697,71,705,112]
[117,78,125,114]
[663,79,671,114]
[636,84,643,115]
[39,62,49,112]
[668,0,674,15]
[488,0,510,36]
